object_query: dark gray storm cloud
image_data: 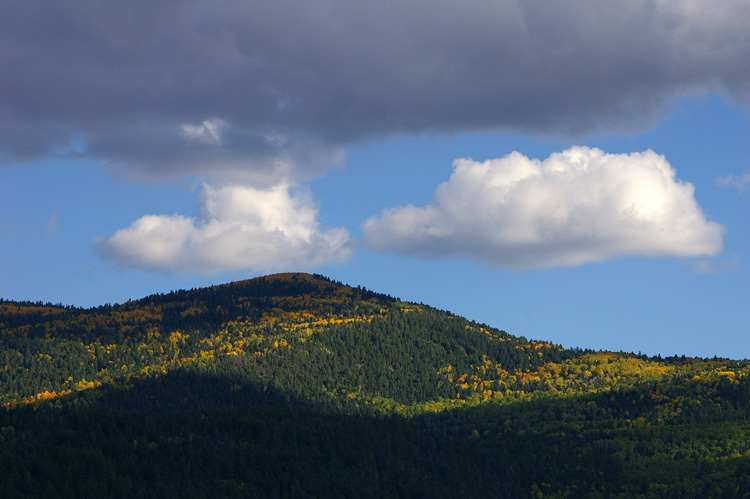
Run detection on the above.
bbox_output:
[3,0,749,179]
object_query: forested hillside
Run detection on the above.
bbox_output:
[1,273,749,497]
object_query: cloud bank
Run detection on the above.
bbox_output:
[5,2,742,274]
[362,147,724,269]
[100,184,350,273]
[3,0,750,180]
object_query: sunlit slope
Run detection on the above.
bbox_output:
[0,272,571,407]
[2,272,747,414]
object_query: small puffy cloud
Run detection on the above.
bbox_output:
[181,119,227,145]
[99,183,350,273]
[362,147,724,269]
[690,254,739,274]
[0,220,18,236]
[45,212,59,237]
[716,171,750,190]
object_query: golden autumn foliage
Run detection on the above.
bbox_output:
[2,272,748,419]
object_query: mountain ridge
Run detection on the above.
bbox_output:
[2,272,749,496]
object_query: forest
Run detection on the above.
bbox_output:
[1,272,749,497]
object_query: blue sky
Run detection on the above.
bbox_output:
[2,1,749,359]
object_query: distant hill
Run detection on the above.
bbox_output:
[1,273,749,497]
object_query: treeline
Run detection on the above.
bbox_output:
[1,364,749,497]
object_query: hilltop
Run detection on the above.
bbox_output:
[1,273,749,496]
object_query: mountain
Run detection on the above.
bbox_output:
[1,272,749,497]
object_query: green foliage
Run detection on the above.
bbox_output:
[2,272,749,497]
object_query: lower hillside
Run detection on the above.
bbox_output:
[1,273,749,496]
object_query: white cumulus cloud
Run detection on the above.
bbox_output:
[100,183,350,273]
[362,147,724,269]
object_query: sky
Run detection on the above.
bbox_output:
[1,0,749,359]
